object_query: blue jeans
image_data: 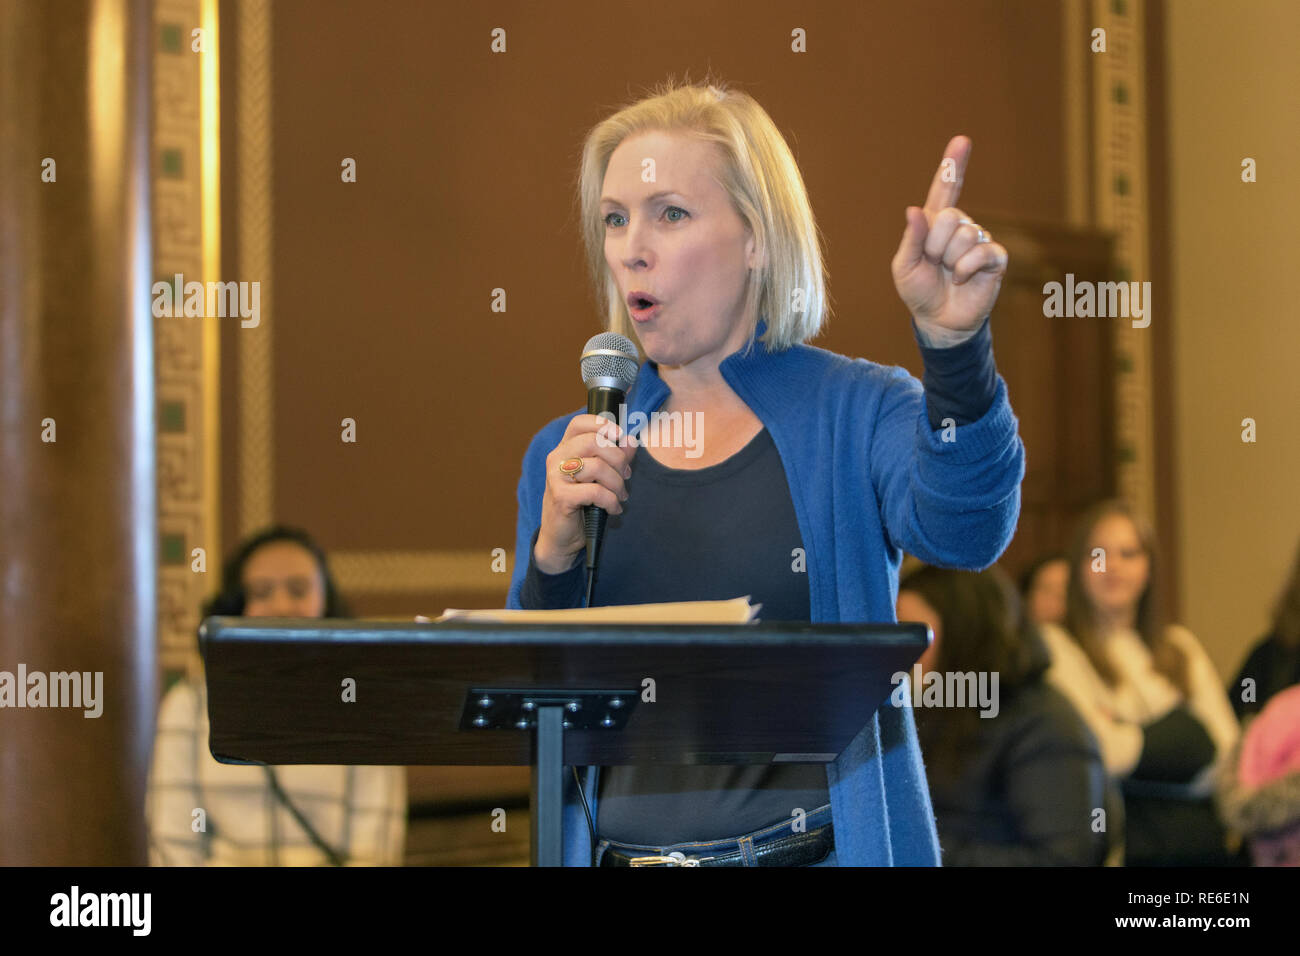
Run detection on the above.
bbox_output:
[595,803,836,867]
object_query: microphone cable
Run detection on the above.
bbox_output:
[572,767,599,867]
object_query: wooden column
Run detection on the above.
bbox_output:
[0,0,155,865]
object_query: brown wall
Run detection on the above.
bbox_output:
[1166,0,1300,680]
[219,0,1068,618]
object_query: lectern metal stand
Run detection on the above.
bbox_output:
[457,685,639,865]
[534,705,563,866]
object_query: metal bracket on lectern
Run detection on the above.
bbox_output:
[459,688,638,732]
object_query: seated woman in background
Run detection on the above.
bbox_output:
[1040,499,1240,865]
[1019,551,1069,628]
[146,526,407,866]
[897,564,1109,865]
[1230,535,1300,719]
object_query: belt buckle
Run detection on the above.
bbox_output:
[628,850,715,867]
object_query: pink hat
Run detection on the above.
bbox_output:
[1216,684,1300,841]
[1238,685,1300,789]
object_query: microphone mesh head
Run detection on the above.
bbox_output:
[581,332,640,391]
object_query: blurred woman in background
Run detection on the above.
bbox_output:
[897,564,1108,865]
[1040,500,1240,865]
[1019,551,1069,627]
[146,526,407,866]
[1230,535,1300,719]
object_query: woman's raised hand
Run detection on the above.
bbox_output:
[533,414,636,574]
[891,135,1009,344]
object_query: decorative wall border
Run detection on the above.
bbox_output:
[236,0,273,538]
[329,551,511,594]
[1063,0,1091,227]
[1092,0,1156,522]
[152,0,220,679]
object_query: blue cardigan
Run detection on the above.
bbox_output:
[506,321,1025,865]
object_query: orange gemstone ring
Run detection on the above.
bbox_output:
[559,457,585,481]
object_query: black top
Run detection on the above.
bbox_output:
[526,427,826,844]
[591,427,828,844]
[1230,631,1300,719]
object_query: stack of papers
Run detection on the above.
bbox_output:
[435,596,760,624]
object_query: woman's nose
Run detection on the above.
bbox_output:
[266,589,298,616]
[620,223,652,268]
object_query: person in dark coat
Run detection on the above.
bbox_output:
[897,564,1111,865]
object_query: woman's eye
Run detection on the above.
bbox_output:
[602,207,688,228]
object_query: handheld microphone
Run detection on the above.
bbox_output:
[579,332,640,603]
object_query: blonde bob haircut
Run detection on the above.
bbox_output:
[577,77,830,353]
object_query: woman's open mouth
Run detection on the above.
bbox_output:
[627,292,661,323]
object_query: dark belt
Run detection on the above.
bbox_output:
[599,823,833,867]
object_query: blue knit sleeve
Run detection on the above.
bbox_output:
[506,450,540,610]
[867,363,1025,570]
[507,412,583,610]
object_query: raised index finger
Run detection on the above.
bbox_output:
[922,135,971,216]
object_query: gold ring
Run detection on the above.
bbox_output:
[559,457,585,481]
